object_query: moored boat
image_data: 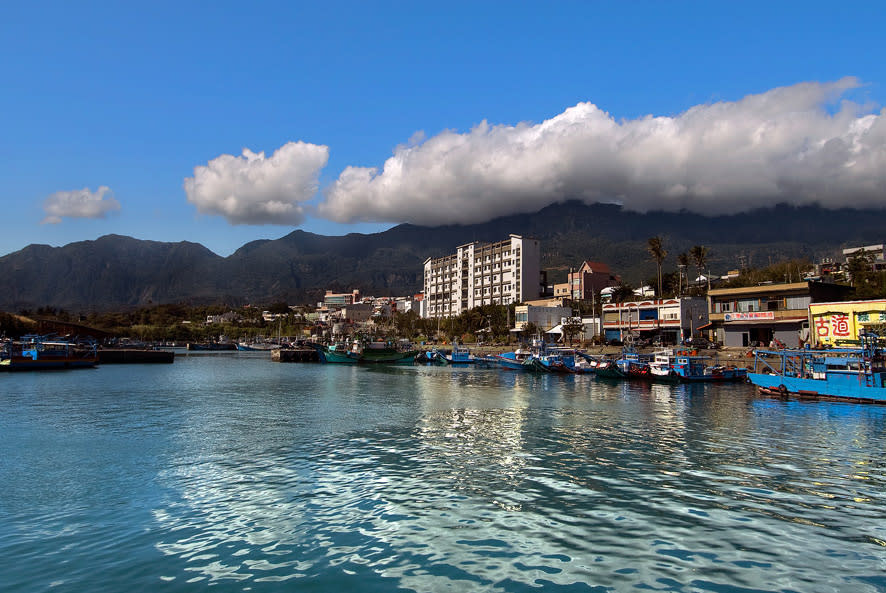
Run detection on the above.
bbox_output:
[0,335,98,371]
[593,361,621,378]
[494,347,534,370]
[747,333,886,403]
[445,343,478,364]
[523,347,579,373]
[648,349,748,383]
[311,339,418,364]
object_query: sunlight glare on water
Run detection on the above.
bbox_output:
[1,353,885,592]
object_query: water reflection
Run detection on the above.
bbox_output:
[4,357,885,591]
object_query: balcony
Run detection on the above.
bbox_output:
[709,309,808,323]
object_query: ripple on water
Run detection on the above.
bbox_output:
[3,362,886,592]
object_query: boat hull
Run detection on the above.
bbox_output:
[494,353,530,371]
[0,357,97,371]
[747,372,886,403]
[594,363,627,379]
[313,343,417,364]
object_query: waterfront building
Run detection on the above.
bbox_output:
[513,304,574,333]
[707,281,850,348]
[809,298,886,347]
[422,234,541,318]
[602,297,708,344]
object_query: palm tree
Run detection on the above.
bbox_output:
[677,251,690,296]
[647,236,667,297]
[690,245,709,293]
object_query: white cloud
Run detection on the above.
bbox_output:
[184,141,329,225]
[318,77,886,225]
[41,186,121,224]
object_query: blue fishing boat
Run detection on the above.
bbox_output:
[746,333,886,403]
[523,347,579,373]
[494,347,534,370]
[420,343,478,365]
[445,343,478,364]
[648,349,748,383]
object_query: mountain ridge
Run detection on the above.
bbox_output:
[1,201,881,311]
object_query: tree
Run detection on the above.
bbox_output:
[522,322,540,342]
[647,236,667,297]
[561,318,584,345]
[610,282,635,304]
[690,245,709,293]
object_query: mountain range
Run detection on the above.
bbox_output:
[1,201,881,312]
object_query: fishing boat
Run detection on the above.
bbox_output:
[236,340,277,351]
[593,346,652,379]
[419,343,478,365]
[648,349,748,383]
[593,358,626,378]
[312,339,418,364]
[616,347,653,378]
[493,349,532,370]
[0,335,98,371]
[523,347,579,373]
[445,343,478,364]
[746,333,886,403]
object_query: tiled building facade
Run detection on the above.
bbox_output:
[422,235,541,318]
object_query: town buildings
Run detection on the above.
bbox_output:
[563,261,620,301]
[323,290,361,307]
[513,304,574,333]
[809,299,886,347]
[706,281,851,348]
[843,244,886,273]
[422,235,541,319]
[602,297,708,344]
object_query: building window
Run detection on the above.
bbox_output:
[737,299,758,313]
[785,296,811,310]
[715,301,733,313]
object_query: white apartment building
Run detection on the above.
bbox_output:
[422,234,541,318]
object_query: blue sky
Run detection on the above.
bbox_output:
[2,1,885,257]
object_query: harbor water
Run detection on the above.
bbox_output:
[2,352,885,592]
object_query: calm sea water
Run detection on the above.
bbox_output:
[1,352,885,592]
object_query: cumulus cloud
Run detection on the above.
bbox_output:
[41,186,121,224]
[184,141,329,225]
[318,77,886,225]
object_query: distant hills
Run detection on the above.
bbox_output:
[1,201,882,312]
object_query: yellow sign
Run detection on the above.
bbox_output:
[809,300,886,346]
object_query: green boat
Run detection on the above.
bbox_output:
[313,340,417,364]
